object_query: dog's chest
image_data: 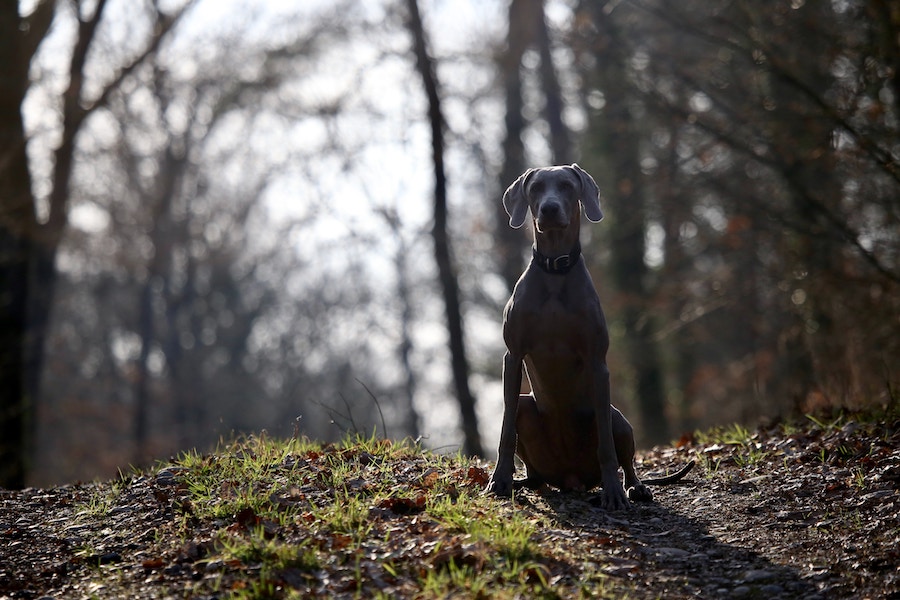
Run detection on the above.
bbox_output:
[511,279,603,355]
[533,291,581,332]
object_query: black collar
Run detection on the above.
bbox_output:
[532,242,582,275]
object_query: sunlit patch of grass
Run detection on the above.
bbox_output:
[428,491,541,563]
[216,527,320,598]
[805,412,846,432]
[418,560,560,600]
[171,434,323,525]
[218,527,315,568]
[152,432,620,598]
[695,452,723,480]
[315,489,375,542]
[74,475,130,520]
[694,423,770,470]
[851,467,866,490]
[694,423,753,446]
[733,444,770,468]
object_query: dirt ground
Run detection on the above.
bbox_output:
[1,414,898,599]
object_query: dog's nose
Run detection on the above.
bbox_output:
[539,202,561,219]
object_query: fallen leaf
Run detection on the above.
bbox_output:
[466,466,490,487]
[141,557,165,570]
[234,507,259,528]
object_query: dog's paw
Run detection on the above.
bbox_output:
[598,486,630,511]
[627,484,653,502]
[485,476,514,498]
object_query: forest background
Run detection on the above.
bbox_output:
[1,0,897,488]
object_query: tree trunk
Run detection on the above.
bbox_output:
[0,3,36,489]
[587,6,670,445]
[134,194,170,465]
[495,0,534,293]
[406,0,483,457]
[495,0,573,295]
[535,0,571,165]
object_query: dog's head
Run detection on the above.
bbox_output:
[502,164,603,231]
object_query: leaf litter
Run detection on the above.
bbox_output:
[1,413,898,599]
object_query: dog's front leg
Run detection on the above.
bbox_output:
[594,361,629,510]
[487,351,523,496]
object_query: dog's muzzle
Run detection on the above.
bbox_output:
[535,200,569,231]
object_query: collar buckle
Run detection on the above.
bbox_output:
[551,255,571,271]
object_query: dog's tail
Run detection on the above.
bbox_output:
[643,460,695,485]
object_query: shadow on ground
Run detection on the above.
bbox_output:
[516,481,825,599]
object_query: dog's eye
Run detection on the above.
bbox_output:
[558,180,574,192]
[531,181,545,194]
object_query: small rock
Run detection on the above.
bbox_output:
[689,553,708,561]
[155,467,185,486]
[95,552,122,565]
[602,514,630,527]
[840,422,859,436]
[205,559,225,572]
[861,489,895,501]
[655,547,691,558]
[743,569,775,582]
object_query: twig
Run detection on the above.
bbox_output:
[355,378,388,438]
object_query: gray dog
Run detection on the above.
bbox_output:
[486,164,692,509]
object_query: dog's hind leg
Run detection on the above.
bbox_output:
[612,406,654,502]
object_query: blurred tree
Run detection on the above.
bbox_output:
[31,1,407,482]
[660,0,896,412]
[577,2,670,444]
[406,0,484,457]
[0,0,436,486]
[570,0,898,429]
[0,0,51,489]
[375,206,423,440]
[13,0,898,486]
[495,0,575,293]
[0,0,190,488]
[495,0,534,291]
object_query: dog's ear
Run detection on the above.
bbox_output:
[502,168,534,229]
[570,163,603,223]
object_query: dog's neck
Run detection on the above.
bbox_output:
[531,216,582,275]
[532,241,581,274]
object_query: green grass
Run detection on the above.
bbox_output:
[694,453,723,480]
[690,405,900,480]
[693,423,754,447]
[136,432,590,598]
[47,408,900,599]
[805,412,846,432]
[693,423,770,470]
[73,473,130,520]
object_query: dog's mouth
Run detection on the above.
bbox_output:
[535,216,569,232]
